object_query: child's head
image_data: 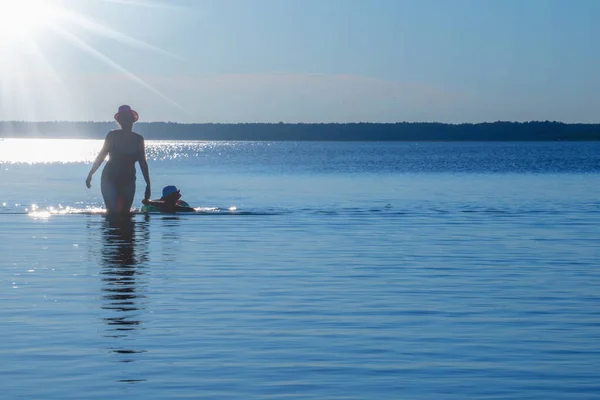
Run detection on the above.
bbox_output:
[161,185,181,202]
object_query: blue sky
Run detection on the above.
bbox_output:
[2,0,599,122]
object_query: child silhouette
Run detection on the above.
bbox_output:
[142,185,195,213]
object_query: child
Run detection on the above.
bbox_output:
[142,185,195,213]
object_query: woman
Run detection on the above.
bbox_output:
[86,105,151,214]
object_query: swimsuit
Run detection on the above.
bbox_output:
[100,131,141,214]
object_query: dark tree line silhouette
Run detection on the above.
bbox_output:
[1,121,599,141]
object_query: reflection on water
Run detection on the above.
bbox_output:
[159,216,181,263]
[99,215,149,371]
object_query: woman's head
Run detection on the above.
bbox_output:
[114,105,139,130]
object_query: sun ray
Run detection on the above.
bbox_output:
[1,41,36,121]
[59,9,183,60]
[0,0,186,121]
[1,22,72,121]
[99,0,183,10]
[17,37,63,84]
[51,24,185,111]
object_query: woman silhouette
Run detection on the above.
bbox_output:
[86,105,151,214]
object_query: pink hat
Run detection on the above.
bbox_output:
[114,105,139,122]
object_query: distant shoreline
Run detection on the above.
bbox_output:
[1,121,599,141]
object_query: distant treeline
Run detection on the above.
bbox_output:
[1,121,599,141]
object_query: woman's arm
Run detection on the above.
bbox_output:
[86,133,111,188]
[138,136,151,200]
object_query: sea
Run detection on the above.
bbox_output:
[1,139,599,399]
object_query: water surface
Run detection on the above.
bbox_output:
[1,140,599,399]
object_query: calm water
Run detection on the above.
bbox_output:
[1,140,600,399]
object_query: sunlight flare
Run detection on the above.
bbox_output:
[0,0,60,39]
[0,0,183,123]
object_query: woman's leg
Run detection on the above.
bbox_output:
[118,181,136,214]
[101,177,120,214]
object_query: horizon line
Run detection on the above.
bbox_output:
[1,120,598,125]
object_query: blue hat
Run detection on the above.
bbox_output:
[161,185,180,199]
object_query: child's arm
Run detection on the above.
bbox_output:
[175,200,195,212]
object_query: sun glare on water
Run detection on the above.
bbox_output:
[0,138,101,163]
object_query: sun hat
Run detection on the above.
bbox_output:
[161,185,180,199]
[114,105,139,122]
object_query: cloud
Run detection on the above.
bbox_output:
[22,72,461,123]
[5,71,595,123]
